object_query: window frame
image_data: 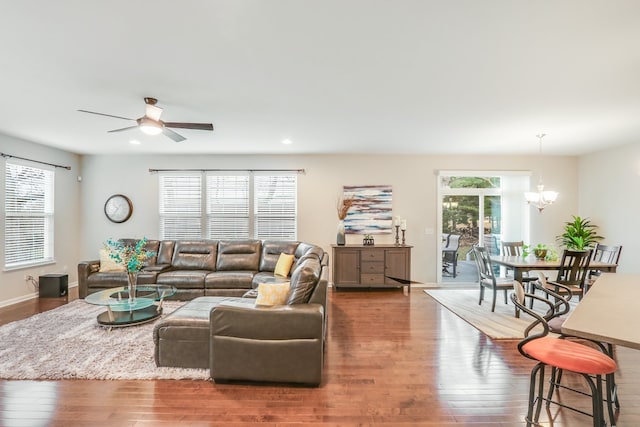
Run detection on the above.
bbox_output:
[4,159,55,270]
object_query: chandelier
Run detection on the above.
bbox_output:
[525,134,558,212]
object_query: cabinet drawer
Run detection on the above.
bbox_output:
[361,261,384,274]
[361,273,385,285]
[361,250,384,262]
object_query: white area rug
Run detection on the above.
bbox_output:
[425,289,531,340]
[0,300,209,380]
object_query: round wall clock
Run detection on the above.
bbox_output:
[104,194,133,223]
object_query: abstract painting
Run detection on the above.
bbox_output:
[343,185,392,234]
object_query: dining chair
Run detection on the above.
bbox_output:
[542,249,592,301]
[471,244,512,312]
[501,240,524,256]
[483,234,500,255]
[589,243,622,287]
[501,240,538,298]
[511,281,617,427]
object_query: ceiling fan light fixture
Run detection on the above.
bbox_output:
[138,117,163,135]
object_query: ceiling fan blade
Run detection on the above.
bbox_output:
[78,110,135,121]
[108,126,139,133]
[145,104,163,121]
[163,122,214,131]
[163,127,187,142]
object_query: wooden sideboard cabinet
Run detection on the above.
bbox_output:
[331,244,412,292]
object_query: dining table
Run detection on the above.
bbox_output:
[490,255,618,282]
[561,273,640,350]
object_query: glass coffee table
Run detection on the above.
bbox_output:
[85,285,176,327]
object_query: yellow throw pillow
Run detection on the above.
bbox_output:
[98,248,126,272]
[255,282,290,306]
[274,253,295,277]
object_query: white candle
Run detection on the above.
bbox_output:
[400,220,407,230]
[394,216,400,226]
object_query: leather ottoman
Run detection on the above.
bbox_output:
[153,296,249,369]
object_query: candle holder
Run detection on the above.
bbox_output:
[401,230,406,245]
[394,225,400,245]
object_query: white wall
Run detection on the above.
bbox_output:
[80,153,579,286]
[579,141,640,273]
[0,134,81,305]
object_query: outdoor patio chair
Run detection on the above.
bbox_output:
[442,233,460,278]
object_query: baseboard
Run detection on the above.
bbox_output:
[0,281,78,308]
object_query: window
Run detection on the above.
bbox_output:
[254,174,297,240]
[4,161,54,269]
[159,174,202,239]
[159,171,297,240]
[206,175,249,239]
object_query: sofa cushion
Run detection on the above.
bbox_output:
[255,282,291,306]
[87,271,127,287]
[141,239,161,267]
[287,257,322,305]
[294,243,323,261]
[157,240,176,265]
[156,270,208,289]
[259,241,299,272]
[205,271,254,290]
[274,253,295,277]
[171,241,217,270]
[216,240,261,271]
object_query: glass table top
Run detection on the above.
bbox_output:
[85,285,177,312]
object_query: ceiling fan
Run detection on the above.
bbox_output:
[78,97,214,142]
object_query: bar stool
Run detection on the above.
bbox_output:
[511,281,617,426]
[534,275,620,424]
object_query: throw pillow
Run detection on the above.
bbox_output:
[274,253,295,277]
[98,248,126,272]
[255,282,290,306]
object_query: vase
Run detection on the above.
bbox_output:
[336,220,346,246]
[127,271,138,304]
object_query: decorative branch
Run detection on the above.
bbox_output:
[337,194,355,220]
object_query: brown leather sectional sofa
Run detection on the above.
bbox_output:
[78,239,325,300]
[78,238,328,386]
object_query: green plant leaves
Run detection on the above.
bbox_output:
[557,215,603,250]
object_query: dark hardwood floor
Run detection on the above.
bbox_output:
[1,286,639,426]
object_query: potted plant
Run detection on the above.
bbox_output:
[557,215,603,250]
[532,243,548,260]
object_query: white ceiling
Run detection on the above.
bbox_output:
[1,1,639,156]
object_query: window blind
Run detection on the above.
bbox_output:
[158,172,297,241]
[159,174,202,239]
[206,174,250,239]
[254,174,297,240]
[4,162,54,268]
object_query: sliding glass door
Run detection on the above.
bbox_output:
[439,172,529,284]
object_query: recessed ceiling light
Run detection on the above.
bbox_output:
[281,138,293,145]
[129,139,141,145]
